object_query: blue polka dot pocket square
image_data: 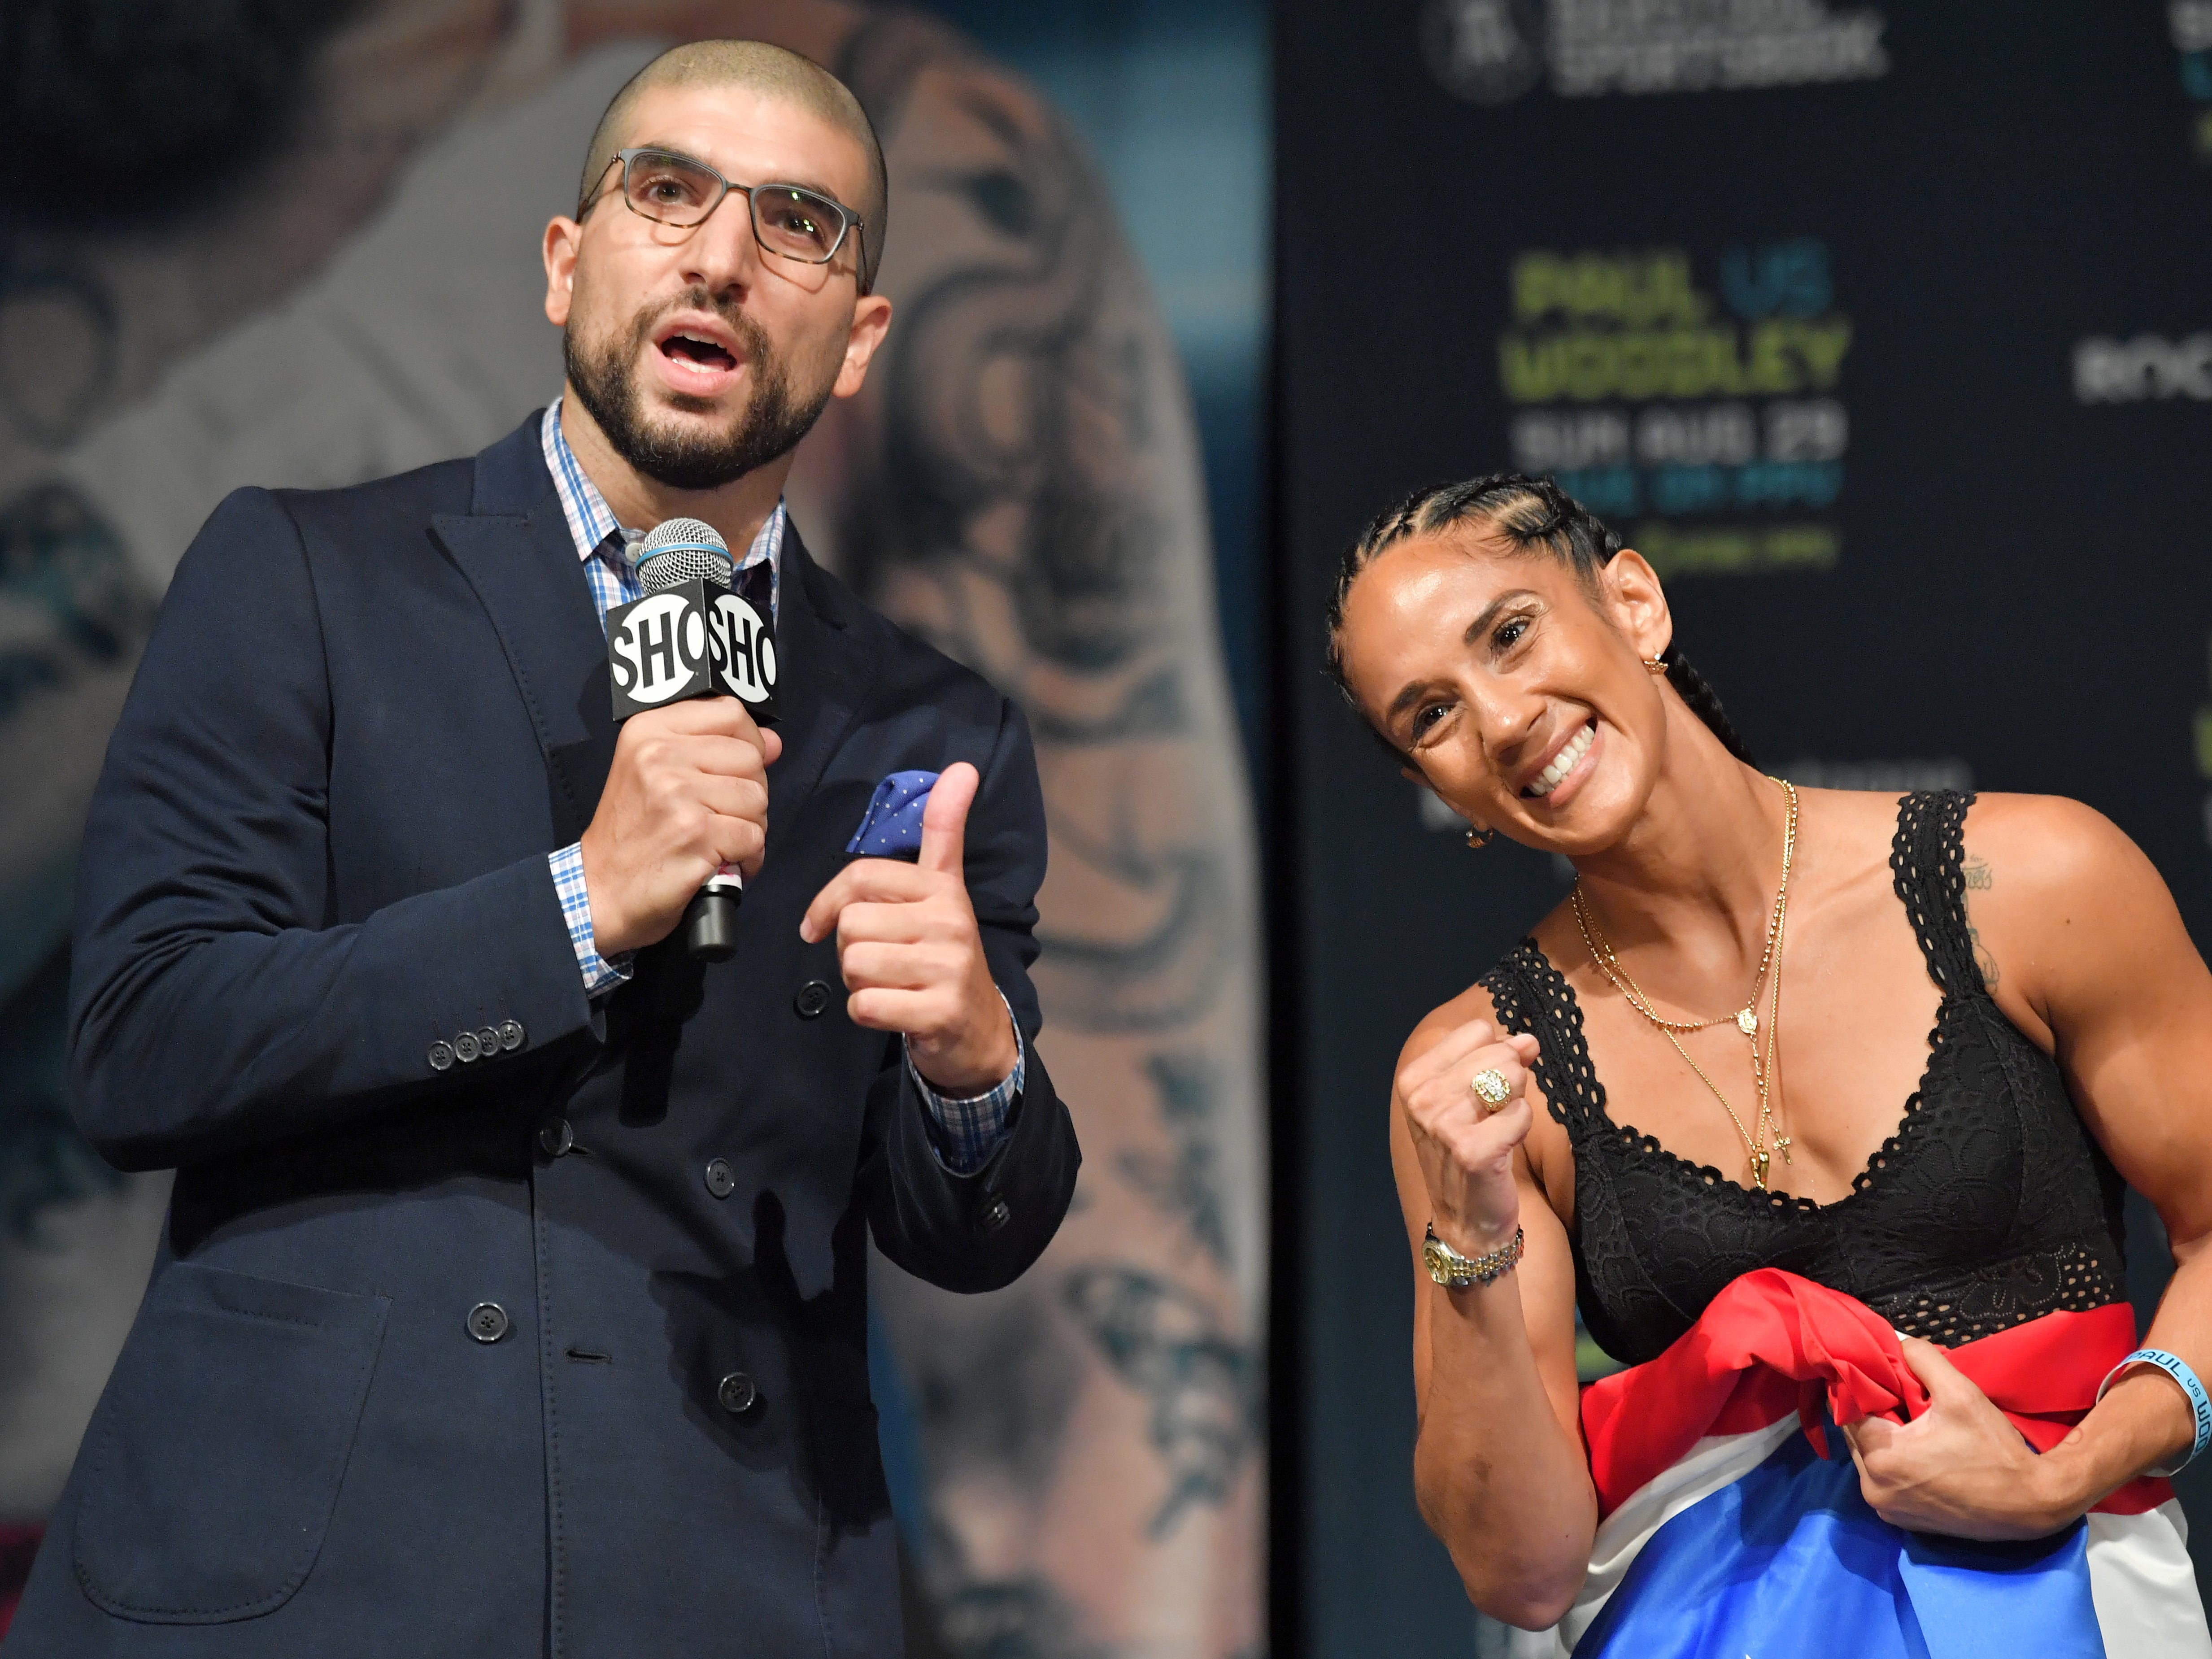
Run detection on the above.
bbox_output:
[846,769,940,858]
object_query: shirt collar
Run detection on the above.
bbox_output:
[540,397,785,583]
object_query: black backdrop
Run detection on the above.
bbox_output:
[1272,3,2212,1651]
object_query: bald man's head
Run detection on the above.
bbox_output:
[578,41,888,292]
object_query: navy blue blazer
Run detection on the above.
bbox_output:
[11,417,1080,1657]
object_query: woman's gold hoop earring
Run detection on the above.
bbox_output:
[1465,825,1495,849]
[1643,657,1669,675]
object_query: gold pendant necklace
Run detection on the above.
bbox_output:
[1572,778,1799,1190]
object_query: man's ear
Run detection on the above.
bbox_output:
[832,294,894,399]
[543,216,583,328]
[1604,549,1674,662]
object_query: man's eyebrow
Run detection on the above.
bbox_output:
[635,142,850,208]
[1383,590,1539,726]
[751,170,850,207]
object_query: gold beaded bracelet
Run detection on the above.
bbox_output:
[1422,1222,1525,1290]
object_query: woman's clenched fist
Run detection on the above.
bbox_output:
[1396,1019,1541,1259]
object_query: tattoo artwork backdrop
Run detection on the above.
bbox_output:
[0,2,1265,1654]
[1276,3,2212,1653]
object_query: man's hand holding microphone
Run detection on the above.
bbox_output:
[580,696,780,956]
[582,725,1012,1091]
[576,519,1014,1096]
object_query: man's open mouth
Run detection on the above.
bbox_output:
[661,331,737,371]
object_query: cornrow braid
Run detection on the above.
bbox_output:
[1323,471,1754,765]
[1652,643,1754,766]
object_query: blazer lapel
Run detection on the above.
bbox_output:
[766,529,876,853]
[431,460,614,847]
[432,419,869,859]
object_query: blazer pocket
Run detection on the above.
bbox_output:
[72,1261,390,1623]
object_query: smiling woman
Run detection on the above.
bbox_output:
[1325,471,2212,1650]
[1326,475,1752,799]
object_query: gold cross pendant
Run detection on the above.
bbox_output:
[1774,1134,1794,1165]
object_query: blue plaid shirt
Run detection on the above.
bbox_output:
[539,401,1022,1172]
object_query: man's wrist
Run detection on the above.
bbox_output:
[910,1025,1020,1095]
[551,842,631,994]
[909,986,1023,1096]
[906,1002,1024,1177]
[575,833,633,958]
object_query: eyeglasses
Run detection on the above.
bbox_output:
[587,147,867,285]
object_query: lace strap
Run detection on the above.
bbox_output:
[1482,941,1611,1139]
[1887,790,1984,996]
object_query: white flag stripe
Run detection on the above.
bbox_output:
[1559,1416,1805,1654]
[2084,1503,2211,1658]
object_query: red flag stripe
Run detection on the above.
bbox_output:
[1579,1270,2170,1521]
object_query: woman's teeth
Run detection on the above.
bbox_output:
[1526,722,1594,797]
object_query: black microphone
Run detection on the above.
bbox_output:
[605,517,779,962]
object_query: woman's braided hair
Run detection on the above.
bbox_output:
[1323,472,1754,765]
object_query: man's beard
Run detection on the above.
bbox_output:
[563,291,837,492]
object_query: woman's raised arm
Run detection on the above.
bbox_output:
[1390,988,1596,1627]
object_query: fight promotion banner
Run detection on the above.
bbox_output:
[1276,4,2212,1651]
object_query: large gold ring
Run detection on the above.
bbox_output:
[1470,1067,1513,1110]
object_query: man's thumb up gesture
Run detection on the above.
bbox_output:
[801,763,1019,1094]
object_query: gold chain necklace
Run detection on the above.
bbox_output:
[1581,781,1797,1040]
[1571,778,1800,1191]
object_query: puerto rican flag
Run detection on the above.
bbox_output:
[1560,1270,2210,1657]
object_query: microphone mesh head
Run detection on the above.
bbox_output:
[636,517,734,593]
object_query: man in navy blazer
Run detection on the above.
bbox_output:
[10,39,1079,1657]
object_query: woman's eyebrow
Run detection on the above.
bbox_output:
[1383,590,1543,724]
[1386,677,1441,724]
[1462,590,1538,647]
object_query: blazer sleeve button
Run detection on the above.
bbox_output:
[793,980,832,1019]
[475,1026,501,1058]
[453,1031,482,1063]
[499,1019,525,1051]
[428,1041,455,1071]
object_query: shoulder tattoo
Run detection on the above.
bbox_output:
[1961,855,1998,986]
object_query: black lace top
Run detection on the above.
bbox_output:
[1483,791,2129,1367]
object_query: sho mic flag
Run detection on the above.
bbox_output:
[604,516,781,962]
[606,520,734,720]
[710,565,778,726]
[605,517,779,723]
